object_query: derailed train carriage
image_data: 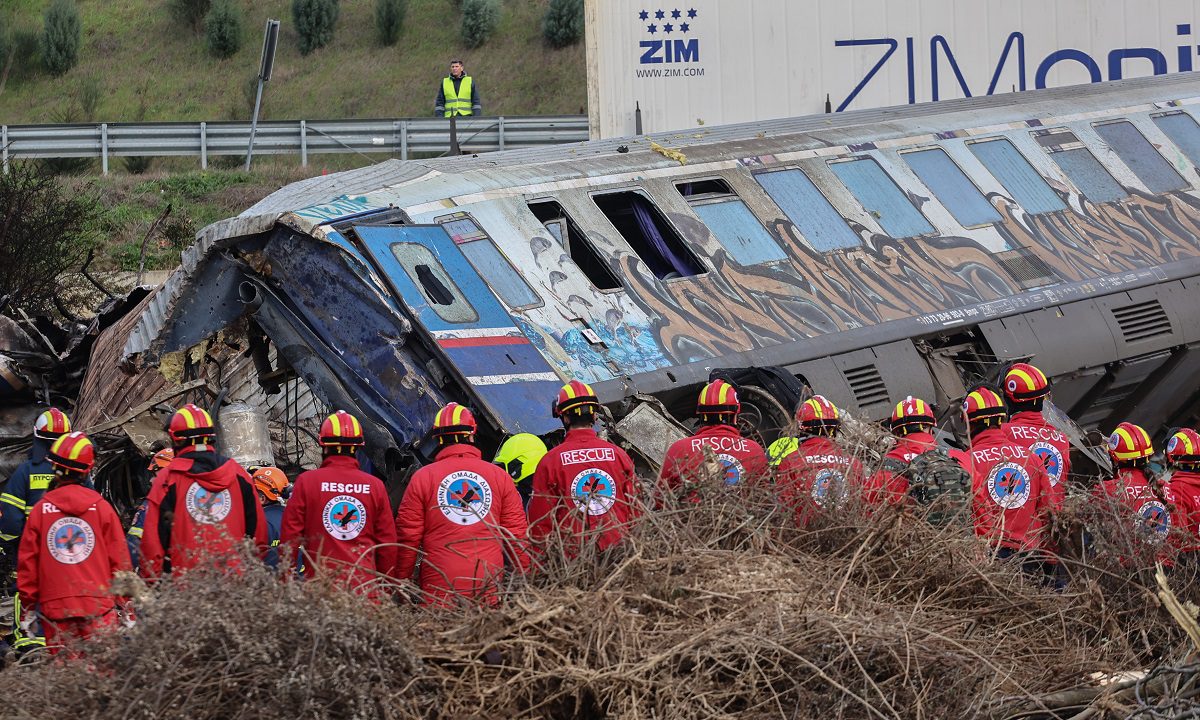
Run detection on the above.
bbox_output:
[75,72,1200,494]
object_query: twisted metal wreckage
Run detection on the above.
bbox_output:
[8,73,1200,507]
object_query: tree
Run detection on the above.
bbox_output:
[460,0,499,49]
[375,0,407,46]
[293,0,339,55]
[542,0,583,48]
[205,0,243,59]
[168,0,213,32]
[41,0,81,77]
[0,162,100,316]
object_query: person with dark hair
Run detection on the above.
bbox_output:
[434,59,481,117]
[281,411,395,592]
[528,381,639,553]
[659,379,768,499]
[139,404,267,578]
[775,395,864,525]
[393,403,529,605]
[17,432,132,655]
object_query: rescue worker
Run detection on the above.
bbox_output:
[1094,422,1177,557]
[865,396,939,507]
[659,379,769,498]
[280,411,396,592]
[17,432,132,655]
[962,386,1051,564]
[251,466,290,570]
[434,58,481,117]
[2,407,72,655]
[128,448,173,573]
[393,403,530,605]
[1165,428,1200,558]
[493,433,548,507]
[775,395,864,524]
[528,380,639,553]
[139,404,267,578]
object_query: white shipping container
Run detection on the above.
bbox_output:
[585,0,1200,138]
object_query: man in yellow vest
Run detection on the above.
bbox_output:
[435,59,481,117]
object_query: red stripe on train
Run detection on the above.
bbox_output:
[437,335,531,348]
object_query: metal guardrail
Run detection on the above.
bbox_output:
[0,115,590,174]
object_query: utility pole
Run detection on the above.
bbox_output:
[245,19,280,172]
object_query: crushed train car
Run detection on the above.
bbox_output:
[75,72,1200,497]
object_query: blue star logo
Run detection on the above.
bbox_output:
[687,7,697,18]
[638,9,648,20]
[680,22,689,33]
[655,9,665,19]
[664,22,674,33]
[671,8,681,19]
[647,23,657,33]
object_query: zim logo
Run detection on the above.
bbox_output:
[1030,442,1064,487]
[322,495,367,541]
[637,7,700,65]
[986,462,1031,509]
[47,516,95,565]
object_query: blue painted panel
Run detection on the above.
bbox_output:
[1050,148,1128,203]
[903,148,1003,226]
[969,139,1067,214]
[442,341,548,377]
[692,200,786,265]
[828,157,936,238]
[1153,112,1200,170]
[459,240,542,308]
[1094,121,1188,193]
[755,169,861,251]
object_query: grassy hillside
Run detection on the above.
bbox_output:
[0,0,586,123]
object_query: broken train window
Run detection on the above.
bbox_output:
[676,178,786,265]
[1092,120,1189,194]
[527,198,622,291]
[967,138,1067,215]
[827,156,936,238]
[435,212,542,309]
[754,167,862,252]
[591,189,707,280]
[389,242,479,323]
[901,148,1003,227]
[1032,128,1128,204]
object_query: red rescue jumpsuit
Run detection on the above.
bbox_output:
[965,426,1051,552]
[1094,467,1178,560]
[864,431,939,507]
[280,454,397,592]
[139,447,268,578]
[18,483,131,653]
[1170,469,1200,553]
[393,444,530,605]
[776,436,865,525]
[659,423,768,496]
[528,427,639,552]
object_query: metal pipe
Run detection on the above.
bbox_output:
[244,77,265,171]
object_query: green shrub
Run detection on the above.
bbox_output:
[293,0,340,55]
[168,0,212,32]
[205,0,243,59]
[542,0,583,48]
[375,0,407,46]
[460,0,499,49]
[41,0,81,76]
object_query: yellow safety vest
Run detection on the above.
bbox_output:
[443,76,474,117]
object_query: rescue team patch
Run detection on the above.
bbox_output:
[986,462,1031,509]
[322,495,367,541]
[1138,500,1170,543]
[1030,442,1064,486]
[810,469,847,508]
[717,454,744,485]
[437,471,494,526]
[1168,436,1179,454]
[47,516,95,564]
[571,468,617,516]
[185,484,232,524]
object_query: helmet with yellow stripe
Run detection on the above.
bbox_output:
[431,403,477,443]
[553,380,599,423]
[1004,362,1050,405]
[320,410,366,449]
[168,403,216,445]
[1167,428,1200,468]
[797,395,840,435]
[696,379,740,420]
[890,396,935,434]
[962,386,1007,427]
[1108,422,1153,465]
[34,407,71,441]
[47,432,95,477]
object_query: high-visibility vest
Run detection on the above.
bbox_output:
[443,76,474,117]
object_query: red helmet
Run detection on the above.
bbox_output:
[47,432,95,475]
[251,466,290,503]
[696,379,740,417]
[797,395,840,430]
[553,380,599,418]
[168,404,216,444]
[34,407,71,441]
[319,410,366,447]
[1108,422,1154,463]
[1004,362,1050,402]
[431,403,477,439]
[147,447,174,471]
[890,396,935,430]
[1166,428,1200,465]
[963,387,1006,423]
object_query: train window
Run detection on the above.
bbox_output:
[676,179,786,265]
[1032,128,1127,203]
[389,243,479,323]
[591,190,707,280]
[754,169,861,251]
[968,138,1067,214]
[902,148,1002,227]
[527,199,622,291]
[435,213,541,309]
[1093,121,1188,193]
[1152,112,1200,169]
[828,157,936,238]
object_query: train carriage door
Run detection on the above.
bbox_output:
[355,224,561,435]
